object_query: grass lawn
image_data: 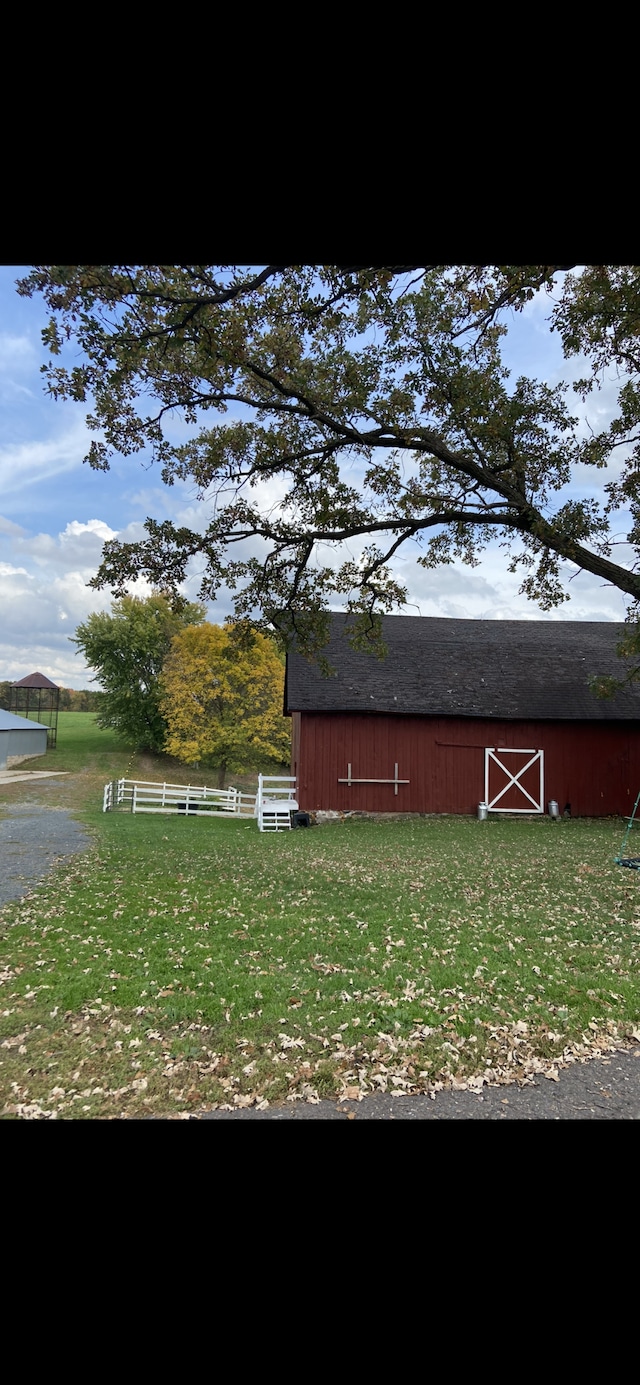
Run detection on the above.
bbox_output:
[2,780,640,1116]
[41,711,129,772]
[1,712,136,810]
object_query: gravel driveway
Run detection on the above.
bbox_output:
[0,804,91,907]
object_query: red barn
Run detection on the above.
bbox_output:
[284,615,640,818]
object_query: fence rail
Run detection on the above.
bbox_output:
[103,775,298,830]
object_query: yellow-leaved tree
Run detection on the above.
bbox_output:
[160,624,291,786]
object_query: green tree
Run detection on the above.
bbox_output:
[17,265,640,663]
[160,623,290,786]
[73,593,205,751]
[80,689,104,711]
[0,681,11,712]
[61,688,103,711]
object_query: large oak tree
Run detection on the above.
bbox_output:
[19,265,640,668]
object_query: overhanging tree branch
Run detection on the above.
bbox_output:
[16,264,640,657]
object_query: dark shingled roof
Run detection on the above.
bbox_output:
[11,671,59,689]
[284,615,640,721]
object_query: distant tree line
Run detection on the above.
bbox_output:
[0,682,103,712]
[58,687,104,711]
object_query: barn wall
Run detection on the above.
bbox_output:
[295,714,640,817]
[291,712,301,784]
[0,727,48,770]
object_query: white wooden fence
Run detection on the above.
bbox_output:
[102,775,298,831]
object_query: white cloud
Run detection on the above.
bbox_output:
[0,514,27,536]
[16,519,120,577]
[0,333,35,370]
[126,484,180,511]
[0,418,93,499]
[0,380,35,404]
[0,561,30,577]
[63,519,117,541]
[392,539,632,624]
[0,517,156,687]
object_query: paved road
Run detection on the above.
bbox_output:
[0,804,91,907]
[198,1046,640,1119]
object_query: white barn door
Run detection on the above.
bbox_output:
[484,747,544,814]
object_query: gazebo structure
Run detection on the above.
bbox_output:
[10,672,60,749]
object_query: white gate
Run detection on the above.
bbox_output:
[255,775,298,832]
[484,748,544,814]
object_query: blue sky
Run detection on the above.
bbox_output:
[0,266,634,688]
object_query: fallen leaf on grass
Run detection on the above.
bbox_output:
[339,1085,361,1102]
[14,1103,57,1120]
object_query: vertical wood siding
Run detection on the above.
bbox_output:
[294,713,640,816]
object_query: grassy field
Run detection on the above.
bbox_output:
[1,712,137,812]
[2,723,640,1117]
[0,712,279,813]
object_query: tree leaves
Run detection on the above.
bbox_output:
[160,623,290,781]
[73,592,205,751]
[17,265,640,658]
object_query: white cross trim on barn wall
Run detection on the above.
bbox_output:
[484,748,544,813]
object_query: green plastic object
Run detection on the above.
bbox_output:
[615,787,640,869]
